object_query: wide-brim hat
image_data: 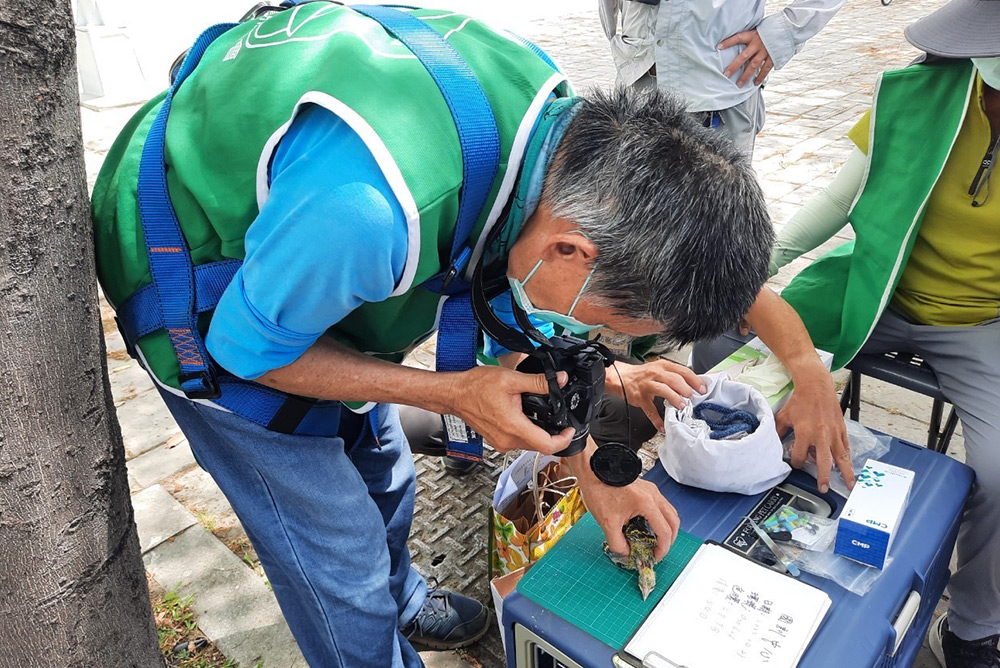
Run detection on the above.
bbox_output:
[904,0,1000,59]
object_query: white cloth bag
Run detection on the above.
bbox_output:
[659,373,790,495]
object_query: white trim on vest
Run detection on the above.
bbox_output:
[255,90,423,298]
[135,345,232,412]
[849,68,977,363]
[466,71,569,278]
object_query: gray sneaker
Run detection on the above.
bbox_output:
[402,584,491,651]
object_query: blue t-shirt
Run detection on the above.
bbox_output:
[206,104,549,379]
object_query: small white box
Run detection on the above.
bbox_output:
[835,459,915,569]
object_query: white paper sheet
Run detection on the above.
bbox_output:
[624,544,831,668]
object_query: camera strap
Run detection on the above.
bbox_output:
[471,252,542,354]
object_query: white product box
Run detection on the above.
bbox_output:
[835,459,915,569]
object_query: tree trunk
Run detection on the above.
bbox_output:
[0,2,162,666]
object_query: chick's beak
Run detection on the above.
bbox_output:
[640,582,653,601]
[637,559,655,601]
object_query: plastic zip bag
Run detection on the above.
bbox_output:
[790,547,892,597]
[782,419,892,497]
[762,505,837,552]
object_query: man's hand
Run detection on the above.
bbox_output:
[742,288,855,494]
[583,477,680,562]
[775,366,855,493]
[564,440,681,562]
[259,338,570,455]
[606,359,707,432]
[453,366,576,455]
[719,29,773,87]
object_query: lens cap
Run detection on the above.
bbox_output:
[589,442,642,487]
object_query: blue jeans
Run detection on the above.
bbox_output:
[158,390,427,667]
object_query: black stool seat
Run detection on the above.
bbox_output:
[840,351,958,453]
[846,352,948,402]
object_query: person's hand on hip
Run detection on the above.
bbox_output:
[720,29,774,87]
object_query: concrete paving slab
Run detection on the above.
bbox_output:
[162,466,233,517]
[104,328,128,359]
[853,401,943,450]
[108,359,156,408]
[127,438,197,490]
[115,388,181,459]
[143,524,308,668]
[853,377,938,422]
[160,465,247,547]
[132,484,198,553]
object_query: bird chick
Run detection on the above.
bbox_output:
[603,516,658,600]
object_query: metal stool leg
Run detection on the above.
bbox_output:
[928,399,944,451]
[839,374,853,415]
[849,371,861,422]
[936,407,959,454]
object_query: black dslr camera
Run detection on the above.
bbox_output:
[515,334,612,456]
[471,254,643,486]
[514,333,641,486]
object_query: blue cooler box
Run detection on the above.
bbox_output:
[503,435,973,668]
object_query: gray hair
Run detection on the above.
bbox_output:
[543,87,774,346]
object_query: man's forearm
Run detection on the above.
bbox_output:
[744,287,828,382]
[561,437,600,487]
[746,289,853,490]
[256,336,459,414]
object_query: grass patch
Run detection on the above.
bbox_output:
[194,511,218,533]
[226,536,267,586]
[152,583,242,668]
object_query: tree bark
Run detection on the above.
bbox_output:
[0,2,163,666]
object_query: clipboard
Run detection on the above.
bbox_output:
[613,651,683,668]
[612,540,729,668]
[614,542,830,668]
[613,649,685,668]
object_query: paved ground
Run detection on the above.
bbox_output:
[82,1,960,666]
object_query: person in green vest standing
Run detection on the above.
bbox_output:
[770,1,1000,666]
[91,4,776,666]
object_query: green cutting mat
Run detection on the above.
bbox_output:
[517,513,702,650]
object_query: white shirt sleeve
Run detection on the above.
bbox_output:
[756,0,846,70]
[598,0,619,41]
[600,0,657,87]
[770,147,866,276]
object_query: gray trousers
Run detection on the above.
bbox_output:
[692,310,1000,640]
[860,309,1000,641]
[632,73,766,155]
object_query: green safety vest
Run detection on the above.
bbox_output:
[780,60,976,369]
[91,3,567,390]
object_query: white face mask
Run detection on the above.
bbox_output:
[508,232,605,336]
[973,57,1000,90]
[509,259,604,335]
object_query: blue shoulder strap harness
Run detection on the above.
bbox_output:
[121,4,513,454]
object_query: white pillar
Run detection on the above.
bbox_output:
[74,0,150,106]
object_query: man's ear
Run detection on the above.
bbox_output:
[541,230,598,264]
